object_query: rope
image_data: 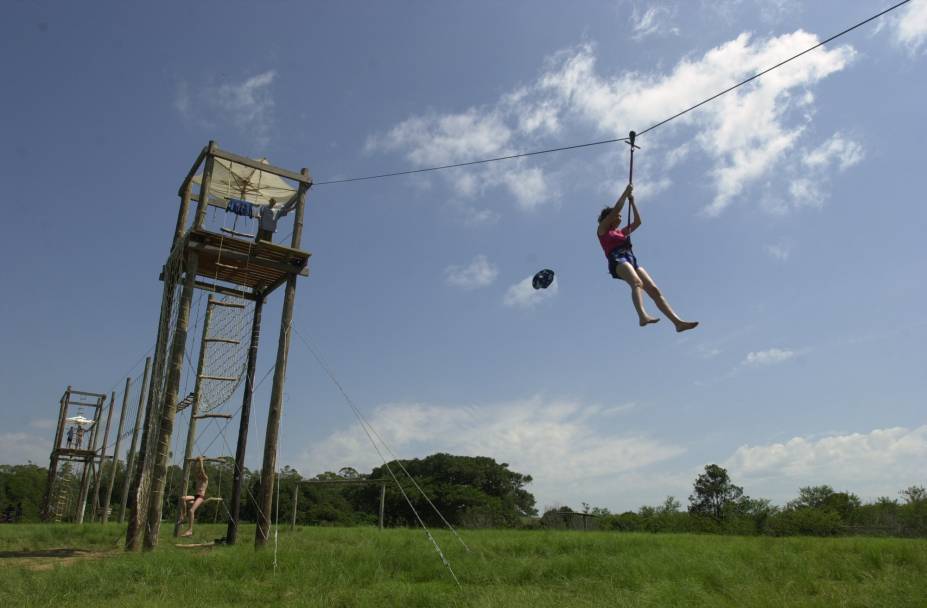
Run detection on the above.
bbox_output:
[290,323,464,587]
[312,1,911,187]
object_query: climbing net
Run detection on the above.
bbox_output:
[198,294,254,413]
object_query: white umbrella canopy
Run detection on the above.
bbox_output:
[192,157,297,207]
[65,415,95,427]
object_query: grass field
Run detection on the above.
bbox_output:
[2,523,926,607]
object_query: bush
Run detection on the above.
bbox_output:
[766,508,843,537]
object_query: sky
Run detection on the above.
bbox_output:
[1,0,925,514]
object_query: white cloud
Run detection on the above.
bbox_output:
[175,70,278,147]
[726,425,927,500]
[444,255,498,290]
[803,133,864,171]
[630,6,679,41]
[743,347,796,366]
[503,274,559,309]
[29,418,57,431]
[368,31,854,217]
[298,396,684,509]
[892,0,927,52]
[765,241,791,261]
[0,432,48,465]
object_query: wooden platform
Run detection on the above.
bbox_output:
[53,448,97,460]
[181,228,310,295]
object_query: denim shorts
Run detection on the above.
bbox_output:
[607,248,639,279]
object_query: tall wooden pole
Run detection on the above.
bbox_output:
[102,378,131,523]
[256,171,309,547]
[119,357,151,523]
[42,389,69,521]
[127,193,188,549]
[290,483,298,530]
[143,252,200,550]
[379,483,386,530]
[92,391,116,522]
[173,296,214,537]
[174,182,192,246]
[226,295,263,545]
[193,141,215,230]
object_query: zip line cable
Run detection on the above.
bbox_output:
[313,0,911,187]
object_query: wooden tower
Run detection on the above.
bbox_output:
[124,141,311,550]
[42,387,107,523]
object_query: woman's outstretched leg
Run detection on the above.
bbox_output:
[614,263,659,326]
[636,267,698,332]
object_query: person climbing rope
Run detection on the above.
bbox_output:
[178,457,208,537]
[597,183,698,332]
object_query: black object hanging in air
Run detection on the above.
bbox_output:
[532,268,555,290]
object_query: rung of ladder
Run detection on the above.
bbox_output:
[199,374,239,382]
[194,413,233,420]
[215,262,240,270]
[204,337,240,344]
[220,227,256,239]
[209,301,246,309]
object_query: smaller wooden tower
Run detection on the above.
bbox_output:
[42,386,107,523]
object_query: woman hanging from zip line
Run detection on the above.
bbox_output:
[597,183,698,332]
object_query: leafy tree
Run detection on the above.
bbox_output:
[688,464,744,522]
[788,485,835,510]
[365,453,536,527]
[900,485,927,504]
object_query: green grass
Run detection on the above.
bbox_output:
[2,524,926,607]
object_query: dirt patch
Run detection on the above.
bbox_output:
[1,547,113,571]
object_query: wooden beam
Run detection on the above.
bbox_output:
[178,146,208,197]
[192,280,258,302]
[193,413,233,420]
[67,390,108,399]
[209,300,246,309]
[212,146,313,185]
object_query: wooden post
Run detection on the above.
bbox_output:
[42,389,69,521]
[75,462,93,525]
[255,172,309,548]
[226,295,263,545]
[92,391,116,522]
[102,378,131,524]
[173,181,192,247]
[379,483,386,530]
[126,247,183,550]
[119,357,151,523]
[193,141,216,230]
[290,483,298,530]
[143,252,200,550]
[173,296,215,537]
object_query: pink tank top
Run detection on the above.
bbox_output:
[598,228,630,257]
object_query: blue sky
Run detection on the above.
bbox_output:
[1,0,925,512]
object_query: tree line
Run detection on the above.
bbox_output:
[3,458,926,537]
[548,464,927,538]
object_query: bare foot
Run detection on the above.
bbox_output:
[181,530,193,537]
[675,321,699,333]
[639,317,660,327]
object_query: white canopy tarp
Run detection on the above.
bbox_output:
[192,157,297,208]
